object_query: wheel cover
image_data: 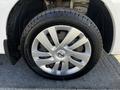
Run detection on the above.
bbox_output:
[31,25,92,76]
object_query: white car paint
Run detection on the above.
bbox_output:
[0,0,18,54]
[0,0,120,54]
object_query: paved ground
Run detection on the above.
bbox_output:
[0,51,120,89]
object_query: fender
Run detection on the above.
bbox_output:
[101,0,120,54]
[0,0,19,54]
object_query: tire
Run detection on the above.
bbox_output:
[20,8,103,80]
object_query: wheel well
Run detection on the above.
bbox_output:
[7,0,113,64]
[6,0,46,64]
[87,0,114,53]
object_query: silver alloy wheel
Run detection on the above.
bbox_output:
[31,25,92,76]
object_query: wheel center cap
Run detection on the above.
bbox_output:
[57,50,66,58]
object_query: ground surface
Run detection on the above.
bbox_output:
[115,55,120,63]
[0,51,120,89]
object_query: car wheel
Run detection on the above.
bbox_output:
[20,8,103,80]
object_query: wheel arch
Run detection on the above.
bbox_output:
[6,0,115,64]
[87,0,115,53]
[6,0,46,64]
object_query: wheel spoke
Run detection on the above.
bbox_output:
[66,49,90,62]
[61,60,69,75]
[48,27,59,46]
[69,36,89,50]
[35,58,56,67]
[52,62,60,74]
[32,50,50,57]
[57,28,81,50]
[69,57,84,69]
[36,32,53,53]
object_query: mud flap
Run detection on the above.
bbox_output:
[4,39,21,65]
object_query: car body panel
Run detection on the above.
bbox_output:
[102,0,120,54]
[0,0,120,54]
[0,0,18,54]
